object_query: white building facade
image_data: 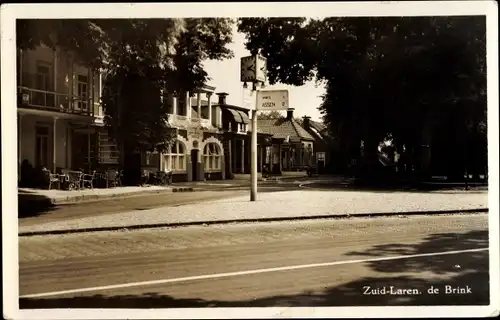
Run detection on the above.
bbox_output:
[17,44,105,175]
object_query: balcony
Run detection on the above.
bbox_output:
[18,86,95,117]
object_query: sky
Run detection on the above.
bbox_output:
[202,25,325,122]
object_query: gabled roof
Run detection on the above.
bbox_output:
[310,120,327,132]
[213,104,250,112]
[257,118,315,141]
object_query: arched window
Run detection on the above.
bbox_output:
[204,143,221,171]
[164,140,186,171]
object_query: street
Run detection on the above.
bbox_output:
[18,179,305,227]
[19,213,489,308]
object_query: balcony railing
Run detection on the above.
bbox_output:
[18,86,95,117]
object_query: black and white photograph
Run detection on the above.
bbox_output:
[2,1,499,319]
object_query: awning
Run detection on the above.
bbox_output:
[227,109,243,123]
[237,110,250,124]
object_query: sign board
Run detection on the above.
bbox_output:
[240,55,267,83]
[256,90,289,111]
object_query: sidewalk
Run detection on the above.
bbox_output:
[18,189,488,236]
[18,185,193,206]
[18,173,311,206]
[233,171,308,181]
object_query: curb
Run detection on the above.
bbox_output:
[18,208,488,237]
[19,187,194,206]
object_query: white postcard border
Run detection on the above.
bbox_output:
[2,1,499,319]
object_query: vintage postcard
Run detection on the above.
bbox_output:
[2,1,499,319]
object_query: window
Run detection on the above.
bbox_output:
[165,94,174,114]
[201,101,209,119]
[35,61,51,91]
[204,143,221,171]
[77,75,88,111]
[34,62,52,106]
[164,140,186,171]
[177,96,186,116]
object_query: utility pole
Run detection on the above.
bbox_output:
[251,84,259,201]
[241,55,288,201]
[241,55,267,201]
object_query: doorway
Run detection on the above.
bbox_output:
[191,149,199,181]
[318,160,325,174]
[35,125,50,168]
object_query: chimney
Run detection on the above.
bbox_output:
[286,108,294,120]
[302,116,311,129]
[216,92,228,105]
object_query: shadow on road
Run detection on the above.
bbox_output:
[302,181,488,194]
[19,271,489,308]
[18,190,58,218]
[20,228,490,308]
[345,230,488,274]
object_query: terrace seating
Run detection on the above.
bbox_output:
[81,170,96,189]
[105,169,122,188]
[60,169,84,190]
[155,170,173,185]
[42,168,60,190]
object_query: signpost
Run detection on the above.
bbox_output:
[256,90,289,111]
[240,55,289,202]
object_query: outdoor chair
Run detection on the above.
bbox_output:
[105,169,121,188]
[154,171,173,185]
[81,170,96,189]
[141,169,152,185]
[42,168,60,190]
[63,170,83,191]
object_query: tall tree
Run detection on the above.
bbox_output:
[238,17,486,179]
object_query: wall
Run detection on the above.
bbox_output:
[19,115,70,170]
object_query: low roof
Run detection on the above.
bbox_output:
[257,118,315,141]
[213,104,250,112]
[310,120,327,132]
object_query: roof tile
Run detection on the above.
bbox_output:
[257,118,314,141]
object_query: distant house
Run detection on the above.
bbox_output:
[213,93,273,178]
[257,108,315,174]
[152,84,226,182]
[301,117,334,173]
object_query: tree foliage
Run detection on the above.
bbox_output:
[18,18,234,155]
[257,110,284,120]
[238,17,487,177]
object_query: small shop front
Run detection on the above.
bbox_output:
[160,126,226,183]
[263,138,315,174]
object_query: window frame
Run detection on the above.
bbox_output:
[203,142,221,172]
[164,140,187,172]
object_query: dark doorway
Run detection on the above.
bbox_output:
[191,149,199,181]
[318,160,325,174]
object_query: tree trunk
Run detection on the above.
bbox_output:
[122,149,142,186]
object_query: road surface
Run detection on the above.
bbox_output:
[19,213,489,308]
[19,180,303,227]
